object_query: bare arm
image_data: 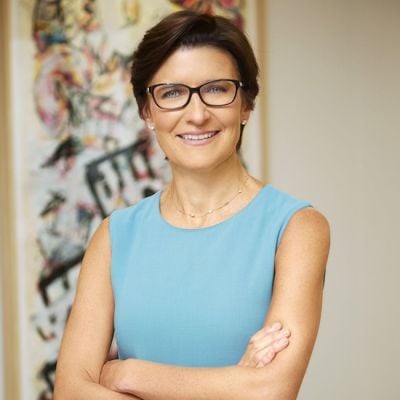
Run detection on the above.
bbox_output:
[100,208,330,400]
[251,207,330,399]
[54,219,142,400]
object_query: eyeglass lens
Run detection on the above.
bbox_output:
[152,80,239,109]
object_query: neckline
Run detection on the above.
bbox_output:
[156,184,272,232]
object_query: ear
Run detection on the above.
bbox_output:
[142,106,155,131]
[144,118,154,131]
[145,119,155,131]
[240,105,251,126]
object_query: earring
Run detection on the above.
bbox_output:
[146,120,155,131]
[241,120,247,126]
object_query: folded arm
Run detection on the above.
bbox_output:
[54,219,143,400]
[100,208,330,400]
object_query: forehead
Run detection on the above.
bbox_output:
[150,46,239,85]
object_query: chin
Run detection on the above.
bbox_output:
[171,150,238,173]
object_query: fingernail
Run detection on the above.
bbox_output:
[271,322,281,330]
[264,350,275,361]
[281,328,290,337]
[279,337,289,345]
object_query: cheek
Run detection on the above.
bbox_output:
[225,112,242,134]
[154,130,167,149]
[152,108,179,132]
[154,126,177,156]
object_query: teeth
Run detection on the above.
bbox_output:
[181,132,217,140]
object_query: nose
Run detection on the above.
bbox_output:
[184,92,210,125]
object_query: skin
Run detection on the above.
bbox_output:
[54,46,330,400]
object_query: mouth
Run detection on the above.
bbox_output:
[177,131,220,145]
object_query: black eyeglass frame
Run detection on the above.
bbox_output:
[146,79,244,110]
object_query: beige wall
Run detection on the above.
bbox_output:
[0,282,3,400]
[265,0,400,398]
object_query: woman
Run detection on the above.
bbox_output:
[54,11,330,400]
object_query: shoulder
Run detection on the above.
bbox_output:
[83,217,112,263]
[261,185,314,244]
[284,207,330,244]
[109,192,160,231]
[262,185,312,217]
[264,184,326,229]
[265,185,306,203]
[276,207,330,274]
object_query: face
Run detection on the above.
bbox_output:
[143,46,250,173]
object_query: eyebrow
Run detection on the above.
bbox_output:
[148,78,240,86]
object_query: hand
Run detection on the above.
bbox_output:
[100,359,125,391]
[238,322,290,368]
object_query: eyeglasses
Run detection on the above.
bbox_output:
[146,79,243,110]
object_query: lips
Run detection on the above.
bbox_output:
[177,131,220,144]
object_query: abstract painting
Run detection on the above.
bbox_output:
[6,1,256,398]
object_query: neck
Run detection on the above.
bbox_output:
[167,156,248,216]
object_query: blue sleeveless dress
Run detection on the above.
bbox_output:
[110,185,311,367]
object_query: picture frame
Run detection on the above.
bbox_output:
[1,0,20,399]
[0,1,267,399]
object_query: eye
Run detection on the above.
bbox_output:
[158,85,186,99]
[206,85,227,94]
[202,81,231,95]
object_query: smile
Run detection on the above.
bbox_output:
[178,131,220,145]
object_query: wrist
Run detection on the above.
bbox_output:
[116,359,138,394]
[234,365,266,400]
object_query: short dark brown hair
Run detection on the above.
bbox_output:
[131,10,259,118]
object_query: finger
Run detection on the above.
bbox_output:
[259,327,290,346]
[265,321,282,333]
[239,334,289,368]
[253,336,290,367]
[255,349,275,368]
[250,327,290,352]
[249,328,268,344]
[249,322,282,344]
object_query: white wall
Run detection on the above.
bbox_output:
[265,1,400,398]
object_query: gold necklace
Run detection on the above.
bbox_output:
[171,175,250,219]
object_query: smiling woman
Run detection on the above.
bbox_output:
[54,10,330,400]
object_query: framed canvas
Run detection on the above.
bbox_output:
[0,1,266,399]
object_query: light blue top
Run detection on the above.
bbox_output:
[110,185,311,367]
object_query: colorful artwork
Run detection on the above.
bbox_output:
[12,0,246,398]
[169,0,244,27]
